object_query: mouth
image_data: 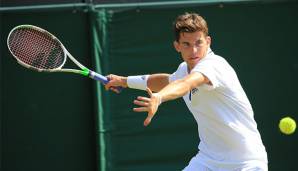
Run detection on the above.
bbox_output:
[189,56,200,61]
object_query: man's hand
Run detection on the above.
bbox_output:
[133,88,162,126]
[105,74,128,93]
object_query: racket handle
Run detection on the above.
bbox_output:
[89,71,123,92]
[89,71,109,84]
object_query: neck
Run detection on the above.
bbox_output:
[187,65,192,73]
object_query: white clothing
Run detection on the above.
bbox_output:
[183,153,267,171]
[169,49,268,170]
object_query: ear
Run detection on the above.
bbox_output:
[206,36,211,46]
[173,41,180,52]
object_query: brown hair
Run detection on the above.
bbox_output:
[173,12,209,41]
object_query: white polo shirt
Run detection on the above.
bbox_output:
[169,50,267,170]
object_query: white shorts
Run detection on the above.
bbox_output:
[182,161,212,171]
[182,156,212,171]
[182,154,268,171]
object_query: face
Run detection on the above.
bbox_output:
[174,31,211,71]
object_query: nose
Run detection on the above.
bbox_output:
[192,46,198,53]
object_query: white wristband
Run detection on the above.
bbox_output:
[127,75,149,91]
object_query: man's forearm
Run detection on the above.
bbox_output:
[147,73,170,92]
[124,73,170,92]
[157,72,209,103]
[158,79,192,103]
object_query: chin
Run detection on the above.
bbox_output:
[190,58,200,64]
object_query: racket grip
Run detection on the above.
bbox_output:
[89,71,123,92]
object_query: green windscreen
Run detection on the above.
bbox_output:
[1,1,298,171]
[1,10,96,171]
[91,2,298,171]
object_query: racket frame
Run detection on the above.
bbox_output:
[7,24,122,88]
[7,25,88,74]
[7,24,111,85]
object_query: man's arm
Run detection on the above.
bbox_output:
[104,73,170,93]
[147,73,170,92]
[158,72,209,102]
[133,72,210,126]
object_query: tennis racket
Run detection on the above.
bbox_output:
[7,24,119,89]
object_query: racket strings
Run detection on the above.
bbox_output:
[8,28,65,70]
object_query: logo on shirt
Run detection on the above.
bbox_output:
[189,88,199,101]
[191,88,199,95]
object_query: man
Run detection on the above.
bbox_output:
[105,12,268,171]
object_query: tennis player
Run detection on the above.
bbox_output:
[105,12,268,171]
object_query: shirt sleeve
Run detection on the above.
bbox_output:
[191,59,220,90]
[168,71,177,83]
[168,62,187,83]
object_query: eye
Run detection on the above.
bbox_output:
[181,42,190,48]
[195,40,203,46]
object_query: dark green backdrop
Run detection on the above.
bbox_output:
[1,1,298,171]
[0,10,97,171]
